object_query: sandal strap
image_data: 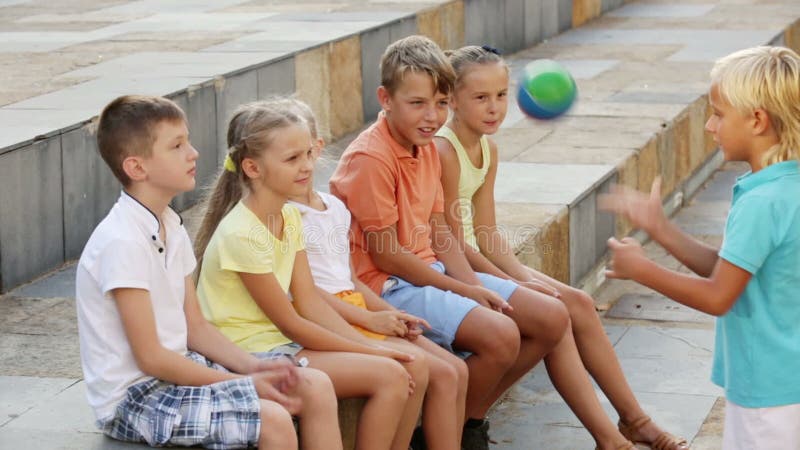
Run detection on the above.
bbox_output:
[618,415,652,438]
[652,432,689,450]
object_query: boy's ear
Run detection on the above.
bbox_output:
[377,86,392,112]
[751,108,772,136]
[121,156,147,182]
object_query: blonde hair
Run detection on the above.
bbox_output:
[445,45,507,86]
[96,95,186,186]
[380,35,455,95]
[271,97,320,139]
[194,100,307,263]
[711,46,800,165]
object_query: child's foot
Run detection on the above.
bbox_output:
[461,418,490,450]
[618,416,689,450]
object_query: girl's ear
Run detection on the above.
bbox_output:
[240,156,261,180]
[751,108,771,136]
[122,156,147,182]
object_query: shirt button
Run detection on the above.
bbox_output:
[152,235,156,241]
[158,248,164,253]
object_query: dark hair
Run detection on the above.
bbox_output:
[96,95,186,185]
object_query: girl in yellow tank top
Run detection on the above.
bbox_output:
[433,46,688,450]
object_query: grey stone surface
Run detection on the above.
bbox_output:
[257,57,296,99]
[523,0,543,46]
[504,0,526,53]
[0,428,146,450]
[388,16,417,42]
[601,0,624,14]
[558,58,620,79]
[541,0,559,39]
[608,4,717,18]
[0,376,77,427]
[557,0,572,33]
[62,124,122,260]
[168,84,216,211]
[7,265,76,300]
[568,174,615,285]
[607,90,702,105]
[239,20,378,42]
[464,0,488,46]
[7,381,97,433]
[268,11,410,22]
[214,70,258,162]
[494,162,615,206]
[201,38,309,54]
[0,137,64,292]
[361,25,392,121]
[607,293,715,323]
[0,109,92,154]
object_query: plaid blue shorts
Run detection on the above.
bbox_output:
[99,351,273,449]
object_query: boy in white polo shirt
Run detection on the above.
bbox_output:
[76,95,340,449]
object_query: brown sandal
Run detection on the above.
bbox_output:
[618,416,690,450]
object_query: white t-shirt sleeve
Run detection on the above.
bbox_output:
[98,239,151,296]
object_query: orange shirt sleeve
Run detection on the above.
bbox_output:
[430,146,445,214]
[338,152,400,231]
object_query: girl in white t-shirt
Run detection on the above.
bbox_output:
[285,98,468,450]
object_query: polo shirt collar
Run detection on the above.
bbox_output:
[119,191,183,243]
[377,113,419,160]
[735,160,799,194]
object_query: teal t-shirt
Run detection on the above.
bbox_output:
[713,160,800,407]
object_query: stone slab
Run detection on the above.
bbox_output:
[0,376,77,427]
[607,293,715,324]
[523,0,543,46]
[62,124,122,260]
[6,381,98,433]
[6,264,76,300]
[0,137,64,292]
[608,4,717,18]
[0,428,146,450]
[214,70,258,161]
[0,109,94,154]
[360,25,392,120]
[494,162,615,206]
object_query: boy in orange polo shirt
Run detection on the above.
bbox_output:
[331,36,575,450]
[332,35,639,450]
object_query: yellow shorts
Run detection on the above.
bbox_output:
[334,290,386,341]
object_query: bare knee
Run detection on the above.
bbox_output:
[541,300,570,347]
[564,288,599,327]
[373,359,412,401]
[259,400,298,450]
[482,315,521,366]
[404,348,430,392]
[296,368,336,413]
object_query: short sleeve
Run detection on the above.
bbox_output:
[217,228,274,274]
[284,205,306,252]
[719,194,776,274]
[99,240,151,296]
[430,147,445,214]
[179,228,197,277]
[338,153,399,230]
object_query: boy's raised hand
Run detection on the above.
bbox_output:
[605,237,648,280]
[599,177,666,236]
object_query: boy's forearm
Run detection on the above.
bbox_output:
[631,259,729,316]
[186,320,259,374]
[650,220,720,277]
[142,346,242,386]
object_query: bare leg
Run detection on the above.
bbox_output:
[294,368,343,450]
[298,350,409,450]
[258,399,298,450]
[414,336,468,450]
[474,287,569,417]
[528,268,685,446]
[452,307,519,419]
[543,322,631,450]
[381,337,430,450]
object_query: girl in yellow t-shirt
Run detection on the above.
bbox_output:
[195,100,422,450]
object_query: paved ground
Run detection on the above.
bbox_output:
[490,162,746,449]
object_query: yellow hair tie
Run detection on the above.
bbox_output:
[223,153,236,173]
